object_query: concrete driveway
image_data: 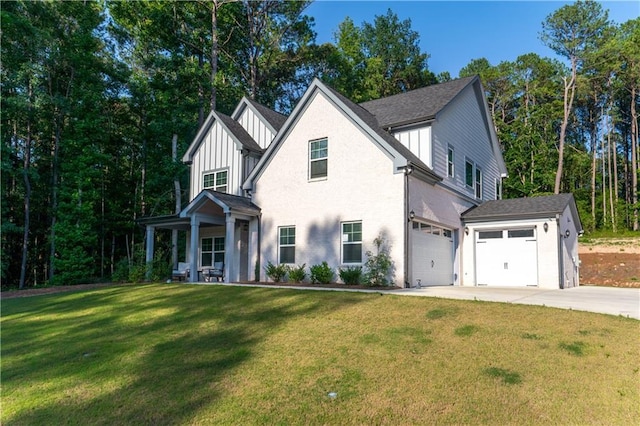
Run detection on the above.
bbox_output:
[393,285,640,319]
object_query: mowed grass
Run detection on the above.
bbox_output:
[2,284,639,425]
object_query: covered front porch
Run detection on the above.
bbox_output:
[140,190,260,283]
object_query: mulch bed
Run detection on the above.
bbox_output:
[233,281,399,291]
[4,251,638,298]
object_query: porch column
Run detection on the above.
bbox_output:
[145,225,155,281]
[224,215,236,283]
[248,218,259,281]
[189,217,199,282]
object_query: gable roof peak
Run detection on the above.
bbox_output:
[233,96,288,133]
[182,109,262,163]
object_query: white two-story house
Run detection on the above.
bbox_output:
[140,76,582,289]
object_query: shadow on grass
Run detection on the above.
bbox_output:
[1,284,367,424]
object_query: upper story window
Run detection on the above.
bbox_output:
[309,138,328,180]
[203,169,228,193]
[341,221,362,264]
[495,178,502,200]
[279,226,296,264]
[465,159,483,200]
[447,146,455,178]
[475,167,483,199]
[465,159,474,188]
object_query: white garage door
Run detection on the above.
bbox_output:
[475,228,538,286]
[412,223,453,286]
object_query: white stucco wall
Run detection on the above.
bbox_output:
[252,91,406,286]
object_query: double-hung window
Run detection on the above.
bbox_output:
[203,169,228,193]
[447,146,455,178]
[341,221,362,264]
[201,237,225,267]
[464,159,483,200]
[279,226,296,264]
[475,167,483,199]
[309,138,328,179]
[465,159,474,188]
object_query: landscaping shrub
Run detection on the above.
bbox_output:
[310,261,334,284]
[288,264,306,283]
[364,235,393,286]
[265,262,287,282]
[339,266,362,285]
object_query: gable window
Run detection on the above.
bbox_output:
[495,178,502,200]
[447,146,455,177]
[201,237,225,267]
[279,226,296,264]
[465,160,474,187]
[309,138,328,179]
[475,167,483,199]
[342,221,362,264]
[203,169,228,193]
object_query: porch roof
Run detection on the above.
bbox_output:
[136,214,190,230]
[137,191,261,230]
[181,190,261,217]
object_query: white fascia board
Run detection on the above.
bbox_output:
[243,79,410,192]
[182,111,217,163]
[242,96,311,191]
[183,110,247,163]
[474,80,508,176]
[180,191,230,217]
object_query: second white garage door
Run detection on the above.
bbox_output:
[475,228,538,286]
[412,223,453,286]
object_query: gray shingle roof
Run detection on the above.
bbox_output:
[217,112,264,153]
[360,76,477,128]
[245,98,288,131]
[205,190,261,215]
[462,194,576,221]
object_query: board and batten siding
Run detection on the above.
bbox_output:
[392,126,432,168]
[252,90,406,286]
[237,107,276,150]
[432,85,501,201]
[189,121,245,199]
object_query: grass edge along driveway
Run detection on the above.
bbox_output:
[2,283,639,425]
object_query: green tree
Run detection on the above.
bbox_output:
[328,9,435,102]
[540,0,610,194]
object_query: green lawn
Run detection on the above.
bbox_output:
[2,284,639,425]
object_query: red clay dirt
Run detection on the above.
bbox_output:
[579,238,640,288]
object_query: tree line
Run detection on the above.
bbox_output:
[2,0,638,288]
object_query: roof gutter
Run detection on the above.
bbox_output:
[404,161,442,185]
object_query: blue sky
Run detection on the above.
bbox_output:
[306,1,640,77]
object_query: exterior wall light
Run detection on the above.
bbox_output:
[565,229,570,238]
[543,222,549,233]
[408,210,415,221]
[464,226,469,235]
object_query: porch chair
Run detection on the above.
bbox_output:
[204,262,224,282]
[172,262,190,282]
